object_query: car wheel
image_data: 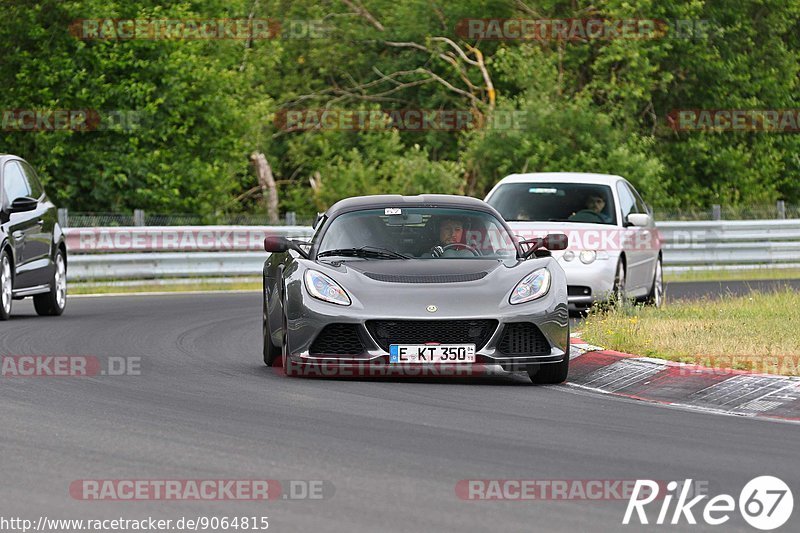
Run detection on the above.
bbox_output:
[528,332,570,385]
[0,250,12,320]
[281,300,299,377]
[612,258,627,307]
[262,290,280,366]
[33,249,67,316]
[646,258,664,308]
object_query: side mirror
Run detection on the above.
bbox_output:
[626,213,652,227]
[520,233,569,258]
[264,235,309,258]
[10,196,37,213]
[543,233,568,251]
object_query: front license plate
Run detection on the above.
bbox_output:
[389,344,476,363]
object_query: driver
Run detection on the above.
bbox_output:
[568,194,610,223]
[430,217,476,257]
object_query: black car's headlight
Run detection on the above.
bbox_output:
[509,268,551,304]
[304,270,351,306]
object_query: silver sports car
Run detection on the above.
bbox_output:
[262,195,570,384]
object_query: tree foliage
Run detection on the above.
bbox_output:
[1,0,798,219]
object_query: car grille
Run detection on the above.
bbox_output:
[366,319,498,352]
[497,323,550,356]
[309,324,365,356]
[568,285,592,297]
[363,272,488,283]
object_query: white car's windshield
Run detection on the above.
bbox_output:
[316,207,517,259]
[489,183,617,225]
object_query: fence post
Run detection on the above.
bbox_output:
[285,211,297,226]
[57,208,68,228]
[777,200,786,219]
[711,204,721,220]
[133,209,145,226]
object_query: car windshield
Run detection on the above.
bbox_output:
[316,207,518,259]
[488,182,617,225]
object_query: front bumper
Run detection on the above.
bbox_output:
[554,253,619,309]
[285,293,569,374]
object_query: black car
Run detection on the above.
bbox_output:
[0,155,67,319]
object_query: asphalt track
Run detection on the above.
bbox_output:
[1,292,798,533]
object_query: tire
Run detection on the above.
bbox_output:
[280,297,300,377]
[646,258,664,308]
[528,327,570,384]
[0,249,12,320]
[262,289,280,366]
[33,249,67,316]
[612,258,627,308]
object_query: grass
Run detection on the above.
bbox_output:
[579,289,800,376]
[665,268,800,283]
[69,279,261,295]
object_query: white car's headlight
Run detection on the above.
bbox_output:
[562,250,575,262]
[579,250,597,264]
[510,268,551,304]
[304,270,351,306]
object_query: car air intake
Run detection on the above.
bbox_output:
[363,272,488,283]
[366,319,498,352]
[497,323,550,356]
[309,324,365,356]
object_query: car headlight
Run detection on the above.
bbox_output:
[562,250,575,262]
[579,250,597,264]
[510,268,551,304]
[304,270,351,306]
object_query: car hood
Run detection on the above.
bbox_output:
[297,257,559,317]
[508,221,628,253]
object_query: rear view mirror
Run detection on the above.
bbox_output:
[264,236,310,258]
[386,213,424,225]
[626,214,652,227]
[543,233,568,251]
[264,236,291,253]
[10,196,37,213]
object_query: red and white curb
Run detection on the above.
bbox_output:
[568,339,800,422]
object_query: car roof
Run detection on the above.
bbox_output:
[496,172,625,185]
[325,194,497,218]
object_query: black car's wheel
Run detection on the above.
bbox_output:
[528,355,570,385]
[0,249,12,320]
[528,327,570,384]
[33,249,67,316]
[280,297,300,377]
[645,257,664,308]
[263,290,280,366]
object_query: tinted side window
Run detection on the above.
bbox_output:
[616,182,636,221]
[2,162,32,207]
[19,161,44,198]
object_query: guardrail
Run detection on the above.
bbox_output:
[62,220,800,281]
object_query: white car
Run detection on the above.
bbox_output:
[485,172,663,310]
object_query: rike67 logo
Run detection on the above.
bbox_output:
[624,476,793,530]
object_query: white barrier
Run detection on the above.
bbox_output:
[62,220,800,280]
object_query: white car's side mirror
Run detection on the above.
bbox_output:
[626,213,652,227]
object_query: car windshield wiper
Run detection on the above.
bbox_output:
[317,246,410,260]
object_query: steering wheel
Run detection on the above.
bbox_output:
[438,243,481,257]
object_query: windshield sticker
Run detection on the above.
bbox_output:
[385,208,402,215]
[529,188,559,194]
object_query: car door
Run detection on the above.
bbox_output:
[616,180,650,294]
[1,160,41,288]
[18,160,56,285]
